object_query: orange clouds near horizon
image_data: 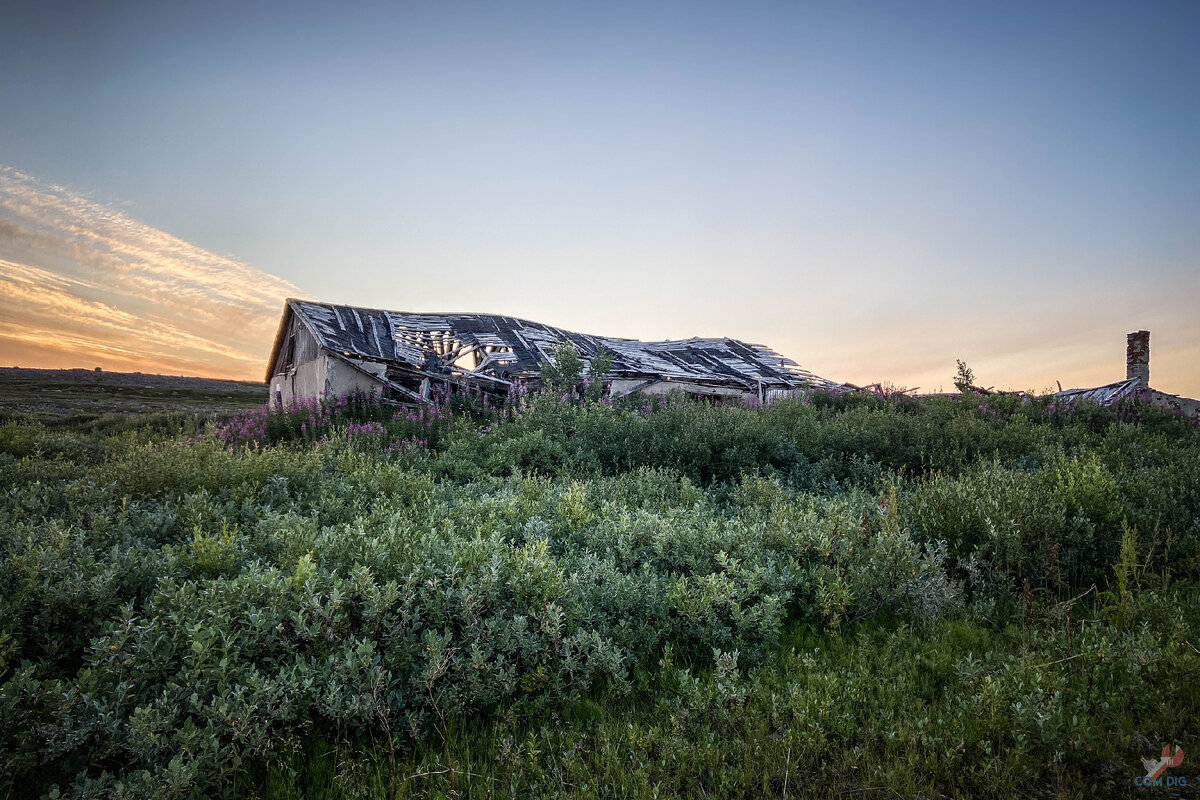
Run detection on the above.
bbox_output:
[0,166,301,381]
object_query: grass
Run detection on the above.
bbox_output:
[0,367,263,429]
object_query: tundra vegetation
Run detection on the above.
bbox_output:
[1,361,1198,799]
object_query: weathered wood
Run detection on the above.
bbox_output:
[266,299,850,405]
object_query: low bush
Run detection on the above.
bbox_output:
[0,384,1197,797]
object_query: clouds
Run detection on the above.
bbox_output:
[0,166,300,379]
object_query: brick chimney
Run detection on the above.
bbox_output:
[1126,330,1149,386]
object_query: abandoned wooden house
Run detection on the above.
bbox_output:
[1053,330,1200,418]
[265,299,847,408]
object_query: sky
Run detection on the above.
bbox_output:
[1,0,1197,393]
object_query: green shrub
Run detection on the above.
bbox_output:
[1,387,1198,797]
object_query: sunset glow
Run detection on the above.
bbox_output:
[0,167,298,380]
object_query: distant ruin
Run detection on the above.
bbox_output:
[1053,330,1200,418]
[266,303,1198,419]
[265,299,848,407]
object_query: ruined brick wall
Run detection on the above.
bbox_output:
[1148,390,1200,420]
[1126,330,1150,386]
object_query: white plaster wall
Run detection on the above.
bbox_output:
[326,357,387,399]
[270,355,387,407]
[765,388,809,403]
[610,379,749,398]
[269,355,329,408]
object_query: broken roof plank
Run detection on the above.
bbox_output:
[278,298,848,393]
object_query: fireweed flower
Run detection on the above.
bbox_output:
[347,421,386,438]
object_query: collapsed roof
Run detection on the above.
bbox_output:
[267,299,846,398]
[1052,377,1145,406]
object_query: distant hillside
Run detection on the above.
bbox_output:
[0,366,265,424]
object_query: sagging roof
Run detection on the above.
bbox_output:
[269,299,845,393]
[1053,378,1143,405]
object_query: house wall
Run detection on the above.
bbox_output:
[1148,389,1200,420]
[765,388,811,403]
[270,354,329,408]
[270,352,389,409]
[609,378,751,399]
[268,317,319,376]
[326,357,387,398]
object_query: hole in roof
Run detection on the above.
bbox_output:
[453,350,480,371]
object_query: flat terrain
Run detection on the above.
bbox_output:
[0,366,265,424]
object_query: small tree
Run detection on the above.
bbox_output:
[542,341,584,390]
[953,359,976,393]
[585,348,614,402]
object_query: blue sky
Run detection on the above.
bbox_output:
[1,1,1197,391]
